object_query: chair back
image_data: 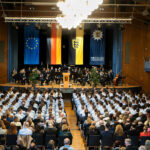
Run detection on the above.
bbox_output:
[32,133,44,146]
[0,134,6,145]
[141,136,150,145]
[6,134,17,146]
[87,135,100,146]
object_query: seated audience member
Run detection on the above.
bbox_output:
[45,123,57,135]
[34,123,44,134]
[140,126,150,145]
[0,145,4,150]
[47,140,56,150]
[59,124,72,138]
[100,123,114,150]
[12,116,22,129]
[87,124,99,135]
[59,138,74,150]
[2,115,10,129]
[7,123,17,134]
[18,121,32,135]
[114,124,125,146]
[0,121,7,135]
[124,138,137,150]
[139,146,146,150]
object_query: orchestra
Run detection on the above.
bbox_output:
[12,65,114,86]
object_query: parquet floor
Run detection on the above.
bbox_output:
[64,100,86,150]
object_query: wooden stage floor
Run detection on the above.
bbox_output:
[0,82,141,90]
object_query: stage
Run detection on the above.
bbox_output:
[0,83,142,93]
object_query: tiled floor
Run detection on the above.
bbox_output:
[64,100,86,150]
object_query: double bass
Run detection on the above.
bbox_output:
[113,73,120,86]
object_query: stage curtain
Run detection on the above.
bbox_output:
[24,24,40,65]
[112,25,122,77]
[8,24,18,82]
[90,24,105,65]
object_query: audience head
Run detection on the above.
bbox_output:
[115,124,124,136]
[8,123,17,134]
[139,146,146,150]
[62,124,69,131]
[23,121,30,128]
[125,138,131,147]
[47,140,55,150]
[64,138,71,145]
[145,140,150,150]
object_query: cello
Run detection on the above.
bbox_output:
[113,71,122,86]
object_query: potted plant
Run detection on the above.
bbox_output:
[90,67,100,87]
[29,68,39,87]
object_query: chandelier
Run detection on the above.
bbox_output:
[56,0,103,29]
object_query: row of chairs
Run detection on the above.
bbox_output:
[0,133,72,148]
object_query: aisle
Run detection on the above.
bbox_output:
[64,100,86,150]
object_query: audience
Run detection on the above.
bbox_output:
[0,87,150,149]
[72,88,150,150]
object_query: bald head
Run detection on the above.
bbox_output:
[64,138,70,145]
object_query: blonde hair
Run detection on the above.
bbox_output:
[62,124,69,131]
[89,125,95,130]
[115,124,124,136]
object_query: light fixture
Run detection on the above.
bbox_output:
[56,0,103,29]
[5,17,132,24]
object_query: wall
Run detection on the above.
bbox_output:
[0,23,8,83]
[122,20,150,93]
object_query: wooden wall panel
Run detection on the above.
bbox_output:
[0,23,8,83]
[122,20,150,93]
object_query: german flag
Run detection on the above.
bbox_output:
[47,23,62,65]
[68,24,84,65]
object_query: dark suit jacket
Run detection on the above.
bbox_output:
[45,127,57,135]
[100,130,114,147]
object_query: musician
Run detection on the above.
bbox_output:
[50,66,55,83]
[45,69,50,85]
[12,68,18,83]
[26,67,31,85]
[56,68,63,84]
[108,69,114,84]
[83,70,90,85]
[39,72,45,86]
[20,69,26,85]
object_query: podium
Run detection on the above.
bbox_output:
[63,73,70,88]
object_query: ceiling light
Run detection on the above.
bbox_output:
[56,0,103,29]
